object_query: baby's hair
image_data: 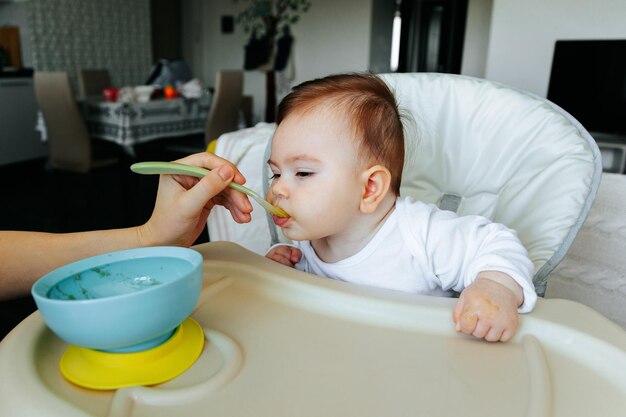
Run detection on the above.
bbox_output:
[277,73,405,194]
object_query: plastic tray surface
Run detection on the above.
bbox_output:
[1,242,625,417]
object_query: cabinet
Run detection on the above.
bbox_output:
[0,27,21,68]
[0,77,48,166]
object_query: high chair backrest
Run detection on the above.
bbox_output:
[209,73,602,296]
[380,73,602,295]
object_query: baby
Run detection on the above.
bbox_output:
[265,73,536,342]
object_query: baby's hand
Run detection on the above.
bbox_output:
[452,273,523,342]
[266,245,302,268]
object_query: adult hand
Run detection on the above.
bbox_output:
[452,273,522,342]
[0,153,253,300]
[141,152,253,247]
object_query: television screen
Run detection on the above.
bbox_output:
[547,40,626,137]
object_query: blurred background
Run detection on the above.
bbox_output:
[1,0,625,338]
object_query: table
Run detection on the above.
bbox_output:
[81,95,211,155]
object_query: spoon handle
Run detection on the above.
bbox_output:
[130,161,289,218]
[130,161,257,194]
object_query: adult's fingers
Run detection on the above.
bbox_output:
[176,152,246,185]
[210,189,252,224]
[181,165,235,213]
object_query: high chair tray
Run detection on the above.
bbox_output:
[1,242,625,417]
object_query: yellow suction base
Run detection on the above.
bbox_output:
[60,317,204,390]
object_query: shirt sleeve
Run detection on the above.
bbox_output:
[402,201,537,313]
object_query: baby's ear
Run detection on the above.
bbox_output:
[360,165,392,214]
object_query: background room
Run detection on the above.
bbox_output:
[1,0,625,339]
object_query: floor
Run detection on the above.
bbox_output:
[0,136,208,341]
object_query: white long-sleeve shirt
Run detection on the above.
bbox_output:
[284,197,537,313]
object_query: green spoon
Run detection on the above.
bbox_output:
[130,161,290,218]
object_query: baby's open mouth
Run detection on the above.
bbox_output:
[272,214,291,227]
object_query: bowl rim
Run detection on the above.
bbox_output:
[31,246,202,305]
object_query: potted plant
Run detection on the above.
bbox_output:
[235,0,311,70]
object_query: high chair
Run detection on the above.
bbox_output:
[208,73,602,296]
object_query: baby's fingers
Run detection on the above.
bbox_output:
[269,252,295,267]
[472,320,492,340]
[453,296,478,335]
[458,313,479,335]
[499,329,514,343]
[452,297,463,325]
[266,246,299,267]
[485,326,506,342]
[288,247,302,264]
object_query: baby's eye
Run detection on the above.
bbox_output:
[269,173,281,180]
[296,172,312,178]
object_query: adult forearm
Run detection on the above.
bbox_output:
[0,228,149,301]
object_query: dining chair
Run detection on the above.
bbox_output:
[166,70,245,155]
[78,68,112,98]
[205,70,244,144]
[240,95,254,129]
[34,71,117,173]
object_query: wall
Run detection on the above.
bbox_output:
[181,0,373,123]
[27,0,152,88]
[181,0,247,93]
[290,0,371,83]
[186,0,626,120]
[460,0,492,78]
[368,0,395,74]
[484,0,626,97]
[182,0,372,86]
[151,0,182,61]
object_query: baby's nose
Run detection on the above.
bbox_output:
[270,178,289,199]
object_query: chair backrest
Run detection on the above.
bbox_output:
[78,69,112,98]
[379,73,602,295]
[34,71,92,173]
[205,70,244,145]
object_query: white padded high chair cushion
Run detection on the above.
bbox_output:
[380,73,601,295]
[207,123,278,255]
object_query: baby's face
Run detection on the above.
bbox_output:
[268,106,366,241]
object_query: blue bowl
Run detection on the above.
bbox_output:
[32,247,203,352]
